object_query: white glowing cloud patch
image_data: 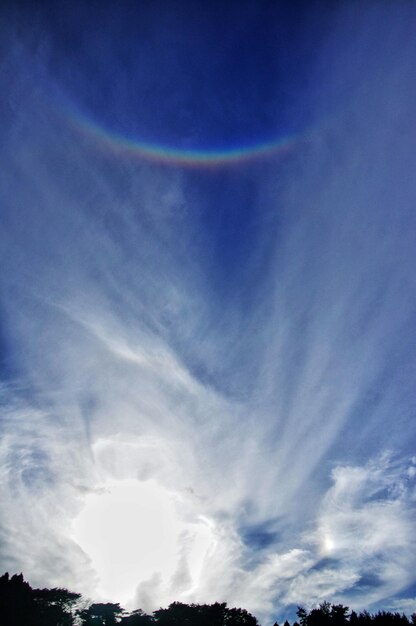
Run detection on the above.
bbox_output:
[72,478,214,607]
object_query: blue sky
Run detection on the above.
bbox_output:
[1,1,416,623]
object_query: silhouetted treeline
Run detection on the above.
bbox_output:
[1,573,416,626]
[292,603,416,626]
[0,573,258,626]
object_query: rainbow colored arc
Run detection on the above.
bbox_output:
[66,107,304,168]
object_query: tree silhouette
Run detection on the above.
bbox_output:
[0,572,33,626]
[153,602,258,626]
[153,602,197,626]
[297,604,361,626]
[78,602,125,626]
[1,571,416,626]
[0,573,81,626]
[297,607,308,626]
[33,587,82,626]
[225,606,259,626]
[331,605,350,626]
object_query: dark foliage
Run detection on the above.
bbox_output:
[0,572,415,626]
[78,602,125,626]
[0,572,81,626]
[295,604,414,626]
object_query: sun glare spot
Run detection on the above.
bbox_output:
[72,478,211,605]
[322,535,335,553]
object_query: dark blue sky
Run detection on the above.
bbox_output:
[24,1,333,148]
[1,1,416,622]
